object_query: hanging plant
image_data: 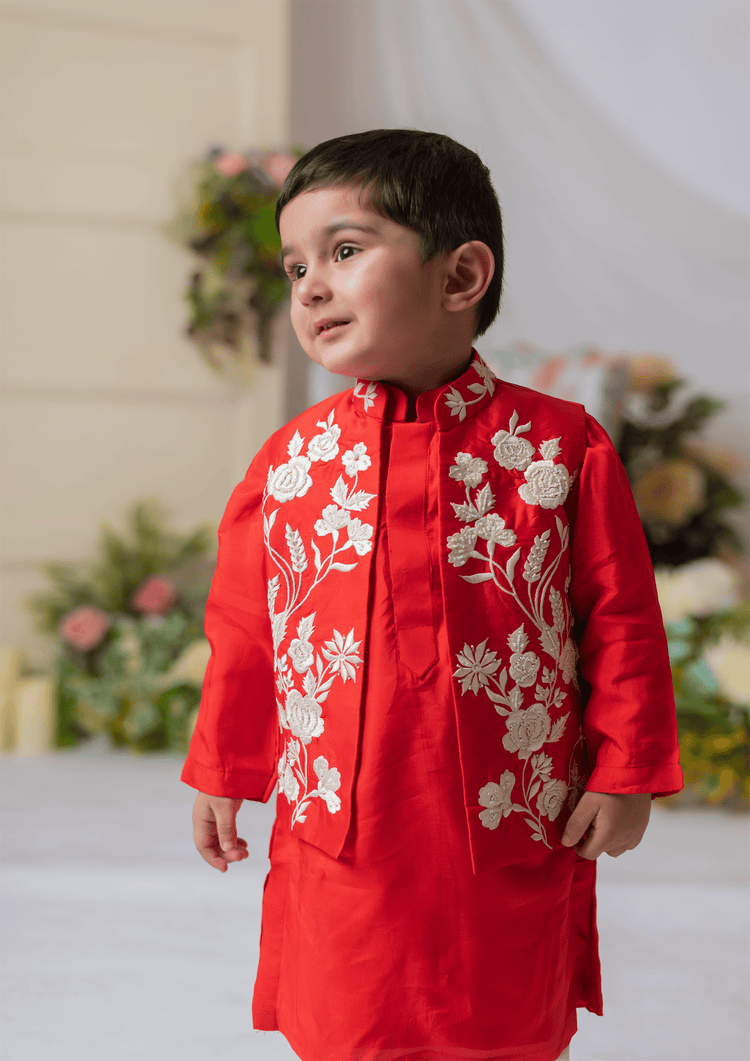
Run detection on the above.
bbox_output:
[166,145,302,370]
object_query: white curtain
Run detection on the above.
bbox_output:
[290,0,748,411]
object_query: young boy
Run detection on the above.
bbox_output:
[182,130,683,1061]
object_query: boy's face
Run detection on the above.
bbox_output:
[279,184,464,393]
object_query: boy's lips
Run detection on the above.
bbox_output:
[315,318,350,337]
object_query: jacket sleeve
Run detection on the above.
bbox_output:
[180,443,278,801]
[567,414,683,797]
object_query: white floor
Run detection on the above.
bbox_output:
[1,743,748,1061]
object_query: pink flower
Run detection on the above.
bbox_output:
[215,151,249,177]
[131,576,177,615]
[58,606,111,652]
[262,152,297,187]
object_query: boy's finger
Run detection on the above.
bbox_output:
[561,796,597,848]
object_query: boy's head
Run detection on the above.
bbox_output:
[276,129,504,338]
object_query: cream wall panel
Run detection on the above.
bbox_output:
[0,220,228,395]
[1,396,234,562]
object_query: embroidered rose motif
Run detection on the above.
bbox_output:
[474,514,517,546]
[560,637,578,685]
[509,650,541,688]
[342,442,371,477]
[478,770,515,829]
[268,456,313,503]
[536,778,568,821]
[307,415,341,462]
[447,526,479,567]
[454,640,502,694]
[314,504,350,536]
[449,452,488,489]
[491,429,534,472]
[286,689,324,744]
[321,629,363,682]
[345,518,373,555]
[288,638,314,673]
[281,763,300,801]
[313,756,342,813]
[518,461,571,509]
[502,704,551,760]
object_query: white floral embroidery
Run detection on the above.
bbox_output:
[264,417,376,830]
[447,419,582,847]
[307,411,341,463]
[353,380,379,411]
[478,770,517,829]
[519,460,571,509]
[343,442,371,476]
[454,640,502,694]
[491,411,535,471]
[444,359,497,421]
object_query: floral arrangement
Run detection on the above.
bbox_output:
[166,146,301,370]
[616,356,748,806]
[31,503,215,752]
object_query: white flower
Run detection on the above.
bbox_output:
[342,442,371,477]
[492,429,535,471]
[518,460,571,509]
[281,763,300,802]
[654,558,740,625]
[285,689,324,744]
[313,756,342,813]
[287,738,300,765]
[268,456,313,503]
[475,514,517,547]
[703,634,750,706]
[509,650,540,688]
[560,637,578,685]
[314,504,350,536]
[536,778,568,821]
[449,452,488,489]
[447,526,479,567]
[321,628,363,682]
[478,770,515,829]
[502,704,551,760]
[288,638,314,673]
[307,423,341,462]
[473,359,496,395]
[346,518,373,555]
[445,388,468,420]
[539,438,562,460]
[454,640,502,694]
[353,380,378,410]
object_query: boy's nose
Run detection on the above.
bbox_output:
[296,269,331,306]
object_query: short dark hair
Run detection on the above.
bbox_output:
[275,129,504,337]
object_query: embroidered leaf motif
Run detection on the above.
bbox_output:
[506,548,521,582]
[475,484,495,517]
[507,625,529,654]
[539,438,562,460]
[523,530,550,583]
[549,715,568,742]
[302,670,317,696]
[452,502,480,522]
[312,538,322,572]
[550,588,565,633]
[288,431,304,458]
[331,476,348,508]
[528,779,541,799]
[297,613,316,642]
[461,572,495,584]
[285,525,308,573]
[330,561,358,572]
[343,490,377,512]
[467,382,487,394]
[539,624,558,660]
[509,410,519,432]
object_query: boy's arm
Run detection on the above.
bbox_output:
[181,444,279,804]
[567,414,683,800]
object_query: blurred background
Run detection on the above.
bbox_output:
[0,2,748,1059]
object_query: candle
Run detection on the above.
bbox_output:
[15,677,56,755]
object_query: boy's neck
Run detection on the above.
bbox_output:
[380,351,475,421]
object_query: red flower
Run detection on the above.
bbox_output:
[215,151,249,178]
[131,576,177,615]
[58,606,111,652]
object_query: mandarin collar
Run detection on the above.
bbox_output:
[349,351,498,430]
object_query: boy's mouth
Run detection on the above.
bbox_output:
[315,319,350,336]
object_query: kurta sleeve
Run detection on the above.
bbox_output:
[180,443,278,801]
[567,414,683,797]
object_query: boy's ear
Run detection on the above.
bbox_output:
[442,241,494,314]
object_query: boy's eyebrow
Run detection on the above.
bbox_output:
[280,220,379,260]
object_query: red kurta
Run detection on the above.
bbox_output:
[182,354,682,1061]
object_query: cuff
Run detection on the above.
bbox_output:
[586,761,684,798]
[180,757,278,803]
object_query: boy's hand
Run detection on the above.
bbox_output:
[561,791,651,860]
[192,792,248,872]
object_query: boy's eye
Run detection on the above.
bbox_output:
[287,263,306,282]
[335,244,358,262]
